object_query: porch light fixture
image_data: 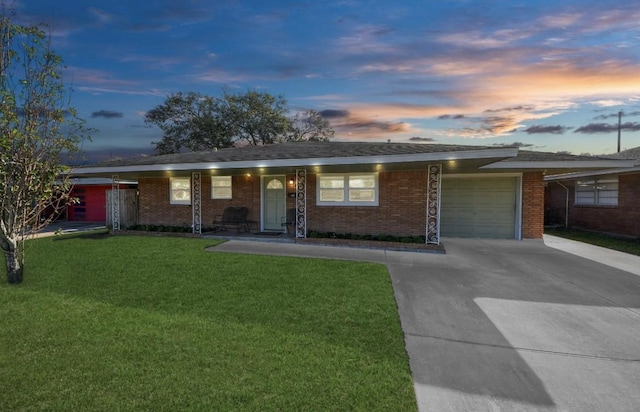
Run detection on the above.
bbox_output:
[289,178,294,186]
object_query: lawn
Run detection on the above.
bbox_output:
[545,227,640,256]
[0,232,416,411]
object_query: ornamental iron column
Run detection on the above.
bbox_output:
[111,175,120,231]
[426,164,442,245]
[192,172,202,234]
[295,169,307,238]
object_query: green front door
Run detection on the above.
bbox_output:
[262,176,286,231]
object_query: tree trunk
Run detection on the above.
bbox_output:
[4,248,23,284]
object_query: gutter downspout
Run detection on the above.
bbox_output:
[555,182,570,228]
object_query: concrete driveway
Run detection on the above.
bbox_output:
[32,221,107,238]
[391,238,640,411]
[210,237,640,411]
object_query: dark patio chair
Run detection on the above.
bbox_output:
[213,206,250,232]
[281,208,296,234]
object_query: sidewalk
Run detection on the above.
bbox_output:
[210,235,640,277]
[31,221,107,239]
[543,234,640,276]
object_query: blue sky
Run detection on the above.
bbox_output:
[14,0,640,161]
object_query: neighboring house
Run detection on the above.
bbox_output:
[70,142,631,244]
[66,178,137,223]
[545,146,640,238]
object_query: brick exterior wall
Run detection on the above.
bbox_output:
[138,175,261,229]
[137,169,546,239]
[545,173,640,237]
[522,172,545,239]
[305,171,428,237]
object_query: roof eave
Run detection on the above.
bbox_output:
[544,165,640,181]
[70,147,519,176]
[480,159,635,170]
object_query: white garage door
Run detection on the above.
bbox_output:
[440,177,518,239]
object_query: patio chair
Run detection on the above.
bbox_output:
[213,206,250,233]
[281,208,296,234]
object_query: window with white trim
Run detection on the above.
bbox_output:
[170,177,191,205]
[575,177,618,206]
[211,176,232,199]
[317,173,378,206]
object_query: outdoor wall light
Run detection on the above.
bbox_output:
[289,178,294,185]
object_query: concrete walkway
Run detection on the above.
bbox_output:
[544,234,640,276]
[31,221,107,239]
[210,237,640,411]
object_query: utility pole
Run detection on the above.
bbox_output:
[617,110,622,153]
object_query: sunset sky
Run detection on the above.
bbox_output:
[13,0,640,161]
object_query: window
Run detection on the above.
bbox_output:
[266,178,284,189]
[317,173,378,206]
[575,177,618,206]
[211,176,232,199]
[170,177,191,205]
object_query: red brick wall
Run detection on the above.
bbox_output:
[547,173,640,237]
[544,180,570,226]
[138,177,191,227]
[305,171,428,237]
[202,175,262,228]
[522,172,545,239]
[138,170,547,239]
[138,175,261,229]
[139,171,428,236]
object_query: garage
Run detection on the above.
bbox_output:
[68,185,108,222]
[440,176,519,239]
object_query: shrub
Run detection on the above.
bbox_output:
[306,231,424,244]
[125,224,191,233]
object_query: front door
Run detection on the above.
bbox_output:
[262,175,286,231]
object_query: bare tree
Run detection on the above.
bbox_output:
[0,10,89,283]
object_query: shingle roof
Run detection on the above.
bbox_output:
[602,146,640,162]
[71,142,632,177]
[89,141,499,167]
[498,150,600,162]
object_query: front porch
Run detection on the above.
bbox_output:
[108,165,445,245]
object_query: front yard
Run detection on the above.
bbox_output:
[0,233,416,411]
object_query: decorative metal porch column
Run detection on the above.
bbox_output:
[192,172,202,234]
[111,175,120,231]
[426,164,442,245]
[295,169,307,238]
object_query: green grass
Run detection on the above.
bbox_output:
[0,233,416,411]
[545,227,640,256]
